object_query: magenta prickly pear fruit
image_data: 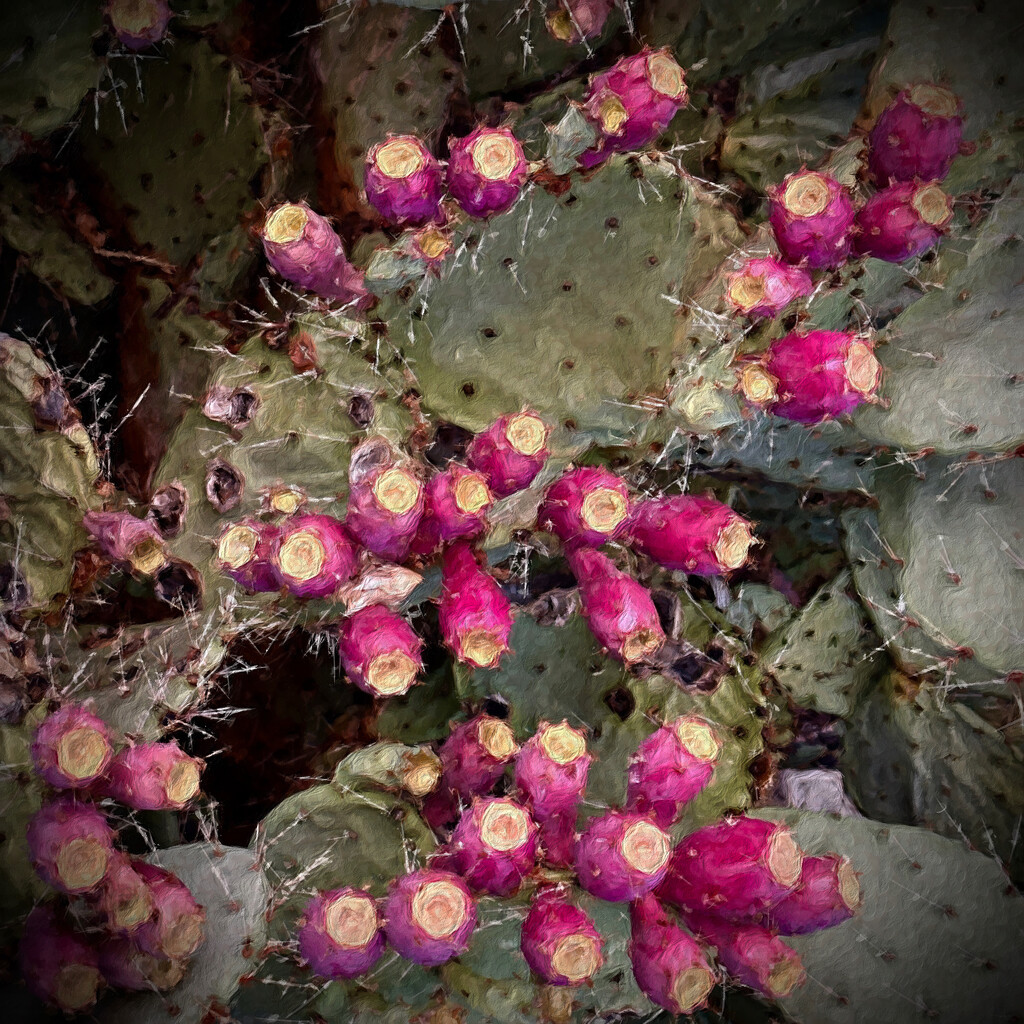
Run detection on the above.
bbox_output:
[411,223,454,267]
[261,202,371,309]
[412,465,493,555]
[449,797,539,896]
[546,0,613,43]
[581,49,688,166]
[103,740,203,811]
[98,936,186,991]
[521,887,604,986]
[31,704,113,790]
[337,604,423,698]
[868,84,964,184]
[275,514,359,600]
[466,411,550,497]
[297,888,385,979]
[657,817,804,922]
[515,720,591,820]
[627,495,754,576]
[769,854,861,935]
[739,329,882,423]
[216,518,283,593]
[629,895,717,1015]
[106,0,173,50]
[688,916,805,998]
[82,510,166,575]
[133,862,206,961]
[27,796,115,894]
[92,852,155,933]
[446,127,528,219]
[626,716,722,829]
[566,548,664,665]
[725,257,814,318]
[438,543,514,669]
[574,810,671,902]
[854,181,953,262]
[345,461,425,562]
[538,466,631,549]
[384,869,477,966]
[364,135,444,226]
[19,905,102,1013]
[439,713,519,801]
[768,171,855,269]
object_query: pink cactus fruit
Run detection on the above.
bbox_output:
[768,171,855,269]
[520,887,604,986]
[337,604,423,698]
[769,854,861,935]
[275,514,359,600]
[345,461,425,562]
[106,0,173,50]
[657,817,804,923]
[581,48,688,167]
[19,905,103,1013]
[738,329,882,424]
[98,936,186,991]
[868,84,965,184]
[566,547,665,665]
[384,869,477,966]
[132,862,206,961]
[412,465,493,555]
[854,181,953,262]
[626,494,754,576]
[626,716,722,829]
[449,797,539,896]
[574,810,671,902]
[91,852,155,933]
[31,704,113,790]
[725,257,814,318]
[438,543,514,669]
[411,223,454,268]
[103,740,203,811]
[27,796,115,895]
[546,0,614,43]
[364,135,445,226]
[466,411,551,498]
[439,713,520,801]
[538,466,632,549]
[446,126,529,219]
[688,916,805,998]
[261,202,371,309]
[215,518,283,593]
[629,894,717,1015]
[82,510,166,576]
[298,888,386,979]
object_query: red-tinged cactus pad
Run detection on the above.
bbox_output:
[450,797,539,896]
[275,514,359,600]
[19,905,103,1013]
[106,0,172,50]
[27,796,115,895]
[133,862,206,961]
[658,817,804,922]
[574,811,671,902]
[82,510,166,575]
[538,466,631,548]
[439,714,519,800]
[365,134,444,226]
[629,894,717,1015]
[384,869,477,967]
[626,716,722,828]
[413,465,493,554]
[337,604,423,698]
[446,127,528,219]
[769,854,861,935]
[466,411,551,498]
[298,888,385,979]
[689,916,805,999]
[104,740,203,811]
[567,548,664,665]
[854,182,953,262]
[768,171,855,269]
[92,852,155,933]
[345,462,425,562]
[216,519,282,593]
[516,720,591,820]
[627,495,754,576]
[98,936,186,991]
[438,543,514,669]
[725,257,814,318]
[868,84,964,184]
[521,888,604,986]
[31,704,113,790]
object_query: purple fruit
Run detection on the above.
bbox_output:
[133,862,206,961]
[216,518,283,593]
[27,796,115,895]
[337,604,423,698]
[102,740,203,811]
[19,905,102,1012]
[91,852,155,933]
[854,181,953,262]
[446,127,528,219]
[82,510,166,576]
[769,854,861,935]
[275,514,359,600]
[546,0,613,43]
[768,171,855,269]
[538,466,632,549]
[384,869,477,966]
[439,713,520,801]
[31,704,113,790]
[412,465,493,555]
[515,720,591,821]
[574,810,671,902]
[365,135,444,226]
[438,543,514,669]
[725,257,814,318]
[106,0,172,50]
[449,797,539,896]
[98,936,186,991]
[298,888,385,979]
[345,460,425,563]
[521,887,603,985]
[466,411,551,498]
[868,84,964,184]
